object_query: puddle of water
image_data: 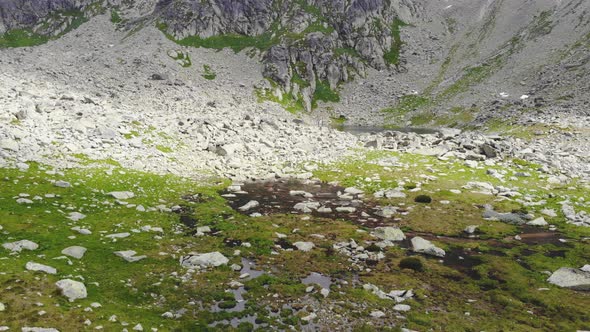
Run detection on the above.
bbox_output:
[209,315,259,328]
[442,248,484,280]
[240,258,265,279]
[301,272,332,290]
[339,126,440,136]
[517,226,567,246]
[222,179,399,228]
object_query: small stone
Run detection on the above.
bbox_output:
[67,212,86,221]
[114,250,147,262]
[370,310,386,318]
[293,242,315,252]
[54,180,71,188]
[527,217,548,226]
[108,191,135,200]
[344,187,364,195]
[238,200,259,211]
[393,304,411,312]
[464,225,479,234]
[61,246,86,259]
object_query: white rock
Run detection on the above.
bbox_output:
[238,200,259,211]
[22,328,60,332]
[114,250,147,262]
[3,240,39,252]
[527,217,548,226]
[547,267,590,290]
[106,232,131,239]
[67,212,86,221]
[133,324,143,331]
[16,198,33,204]
[370,310,386,318]
[344,187,364,195]
[372,227,406,241]
[72,227,92,235]
[26,262,57,274]
[0,139,19,152]
[393,304,411,312]
[411,237,445,257]
[293,201,320,213]
[0,302,5,311]
[335,206,356,213]
[108,191,135,200]
[181,252,229,268]
[540,209,557,218]
[464,225,479,234]
[293,242,315,252]
[56,279,87,301]
[54,180,71,188]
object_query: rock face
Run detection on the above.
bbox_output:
[0,0,97,35]
[155,0,404,110]
[547,267,590,290]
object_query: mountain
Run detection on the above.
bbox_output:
[2,0,588,123]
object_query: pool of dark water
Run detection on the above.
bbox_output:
[339,125,440,135]
[221,179,401,228]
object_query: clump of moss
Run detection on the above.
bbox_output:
[399,256,424,271]
[414,195,432,203]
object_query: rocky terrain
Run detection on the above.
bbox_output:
[0,0,589,331]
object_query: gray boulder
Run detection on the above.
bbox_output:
[410,237,445,257]
[547,267,590,290]
[55,279,87,302]
[181,252,229,269]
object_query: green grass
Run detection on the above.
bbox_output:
[312,80,340,107]
[384,18,409,65]
[382,94,431,122]
[0,8,89,49]
[110,9,122,24]
[202,64,217,80]
[256,86,306,114]
[157,22,278,53]
[0,29,49,48]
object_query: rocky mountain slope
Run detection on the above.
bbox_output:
[2,0,588,125]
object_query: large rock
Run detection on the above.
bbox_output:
[114,250,147,262]
[108,191,135,199]
[55,279,87,301]
[181,252,229,269]
[372,227,406,241]
[410,237,445,257]
[293,241,315,252]
[3,240,39,252]
[61,246,87,259]
[547,267,590,290]
[25,262,57,274]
